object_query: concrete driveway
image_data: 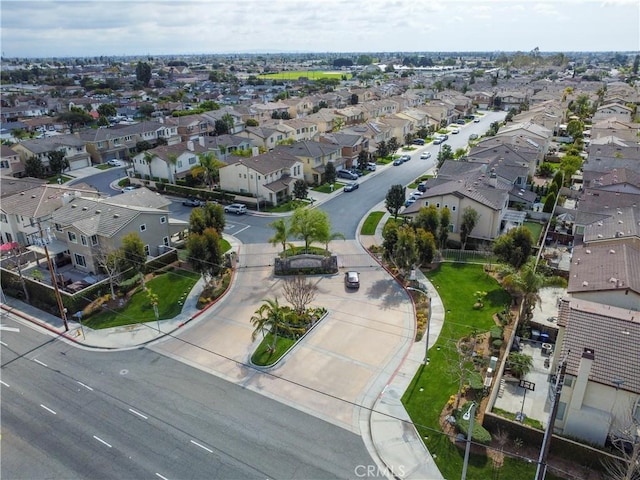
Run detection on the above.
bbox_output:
[152,240,415,433]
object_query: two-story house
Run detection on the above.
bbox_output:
[238,124,295,151]
[1,145,25,178]
[12,134,92,171]
[274,140,344,185]
[218,150,303,206]
[319,132,369,168]
[129,139,208,184]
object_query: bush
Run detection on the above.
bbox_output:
[490,325,503,339]
[456,409,492,445]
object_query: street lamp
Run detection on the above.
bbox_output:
[407,286,431,365]
[461,401,477,480]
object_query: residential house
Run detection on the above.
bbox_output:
[78,120,180,164]
[199,134,256,161]
[342,121,393,157]
[248,101,291,122]
[495,89,530,111]
[274,140,344,185]
[129,139,208,184]
[468,139,541,178]
[402,160,512,242]
[360,98,400,122]
[590,118,640,144]
[378,115,414,145]
[218,150,303,206]
[280,118,319,142]
[1,145,25,177]
[551,298,640,446]
[304,109,343,135]
[238,124,295,151]
[319,132,370,168]
[201,107,246,134]
[334,105,365,127]
[165,114,215,141]
[12,134,92,171]
[420,101,455,129]
[466,91,495,110]
[395,107,431,134]
[49,189,177,275]
[512,99,565,135]
[495,121,553,156]
[434,90,474,119]
[592,103,634,123]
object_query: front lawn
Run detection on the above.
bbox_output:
[251,333,295,366]
[360,211,385,235]
[47,175,73,184]
[83,270,201,329]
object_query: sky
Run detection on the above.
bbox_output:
[1,0,639,58]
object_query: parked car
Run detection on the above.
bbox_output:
[432,137,444,145]
[410,191,422,200]
[224,203,247,215]
[456,119,466,125]
[451,127,460,134]
[420,152,432,160]
[400,154,411,162]
[412,138,425,145]
[417,181,428,192]
[349,168,363,177]
[344,271,360,289]
[337,170,358,180]
[183,197,202,207]
[107,159,122,167]
[366,162,377,171]
[469,133,479,140]
[393,158,404,166]
[344,182,359,192]
[474,117,481,123]
[121,185,137,193]
[404,198,416,207]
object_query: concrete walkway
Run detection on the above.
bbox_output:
[2,159,446,479]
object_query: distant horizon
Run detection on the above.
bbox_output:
[2,1,638,58]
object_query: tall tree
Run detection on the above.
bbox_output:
[94,247,124,300]
[281,276,317,316]
[438,207,451,249]
[142,151,157,180]
[385,184,405,220]
[415,228,437,266]
[391,225,418,278]
[186,227,223,282]
[493,226,534,270]
[47,150,69,175]
[268,218,292,256]
[166,153,179,184]
[24,156,45,178]
[136,61,152,87]
[289,208,328,253]
[315,218,345,256]
[121,232,147,288]
[194,151,222,189]
[293,179,308,200]
[414,205,439,237]
[324,161,337,185]
[189,202,225,235]
[97,103,117,118]
[460,207,480,250]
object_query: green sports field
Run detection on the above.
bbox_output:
[257,70,352,80]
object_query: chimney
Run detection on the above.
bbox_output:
[568,348,594,413]
[187,140,194,151]
[489,171,497,188]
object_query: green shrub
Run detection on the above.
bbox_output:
[490,325,503,339]
[456,410,492,445]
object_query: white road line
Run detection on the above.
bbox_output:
[93,435,112,448]
[234,225,250,235]
[77,381,94,391]
[0,340,7,346]
[40,404,57,415]
[0,380,9,387]
[128,408,148,420]
[33,358,48,367]
[0,325,20,332]
[190,439,213,453]
[155,473,169,480]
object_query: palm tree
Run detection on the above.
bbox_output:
[166,153,178,184]
[268,218,291,257]
[195,152,218,189]
[250,297,290,353]
[142,151,157,181]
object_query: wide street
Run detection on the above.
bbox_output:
[0,315,382,479]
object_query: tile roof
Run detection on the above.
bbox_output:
[1,183,99,218]
[557,297,640,394]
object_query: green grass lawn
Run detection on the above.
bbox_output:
[84,270,201,329]
[257,71,352,80]
[360,211,385,235]
[47,175,73,184]
[266,199,309,213]
[251,333,295,366]
[402,263,528,479]
[312,183,334,193]
[524,221,544,245]
[94,164,113,171]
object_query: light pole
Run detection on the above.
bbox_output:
[407,286,431,365]
[461,401,476,480]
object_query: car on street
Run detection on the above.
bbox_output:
[456,119,466,125]
[107,159,122,167]
[469,133,479,140]
[121,185,137,193]
[474,117,481,123]
[224,203,247,215]
[393,158,404,166]
[337,170,358,180]
[451,127,460,134]
[412,138,425,145]
[404,198,416,207]
[400,154,411,162]
[343,182,359,192]
[366,162,377,171]
[420,151,432,160]
[183,197,203,207]
[344,271,360,289]
[432,137,444,145]
[417,181,428,192]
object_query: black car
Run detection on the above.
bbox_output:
[344,182,359,192]
[183,197,203,207]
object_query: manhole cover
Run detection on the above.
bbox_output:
[120,369,129,375]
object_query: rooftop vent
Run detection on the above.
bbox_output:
[610,277,617,283]
[95,210,101,214]
[82,207,88,211]
[113,214,119,218]
[609,249,616,254]
[585,249,591,254]
[582,281,589,287]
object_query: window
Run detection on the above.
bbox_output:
[74,253,86,268]
[0,160,9,169]
[178,160,183,168]
[436,203,440,208]
[556,401,567,421]
[163,236,169,246]
[68,231,77,243]
[563,376,574,387]
[160,216,166,224]
[0,213,7,223]
[140,224,146,232]
[55,223,62,232]
[144,244,150,256]
[189,156,196,165]
[81,235,88,246]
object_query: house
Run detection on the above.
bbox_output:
[78,120,180,164]
[551,298,640,447]
[129,139,208,185]
[201,107,246,134]
[334,105,365,127]
[48,189,178,275]
[465,91,495,110]
[199,134,256,161]
[319,132,370,168]
[12,134,92,171]
[341,121,393,157]
[279,118,319,142]
[165,114,215,141]
[495,121,553,156]
[274,140,344,185]
[592,103,634,123]
[468,139,541,178]
[1,145,25,177]
[402,161,512,242]
[303,109,343,135]
[590,118,640,144]
[237,125,295,151]
[218,150,303,206]
[495,89,530,111]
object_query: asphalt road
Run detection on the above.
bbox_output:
[1,315,381,480]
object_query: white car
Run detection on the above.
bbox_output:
[107,159,122,166]
[420,152,432,160]
[451,127,460,134]
[224,203,247,215]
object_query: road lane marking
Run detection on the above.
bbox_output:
[93,435,112,448]
[77,381,94,391]
[0,325,20,332]
[234,225,250,235]
[0,380,9,387]
[40,404,57,415]
[33,358,48,367]
[0,341,7,346]
[128,408,148,420]
[190,439,213,453]
[155,474,169,480]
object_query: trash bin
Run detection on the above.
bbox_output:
[531,329,540,342]
[540,332,550,344]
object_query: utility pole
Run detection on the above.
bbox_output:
[534,359,567,480]
[38,221,69,331]
[461,401,476,480]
